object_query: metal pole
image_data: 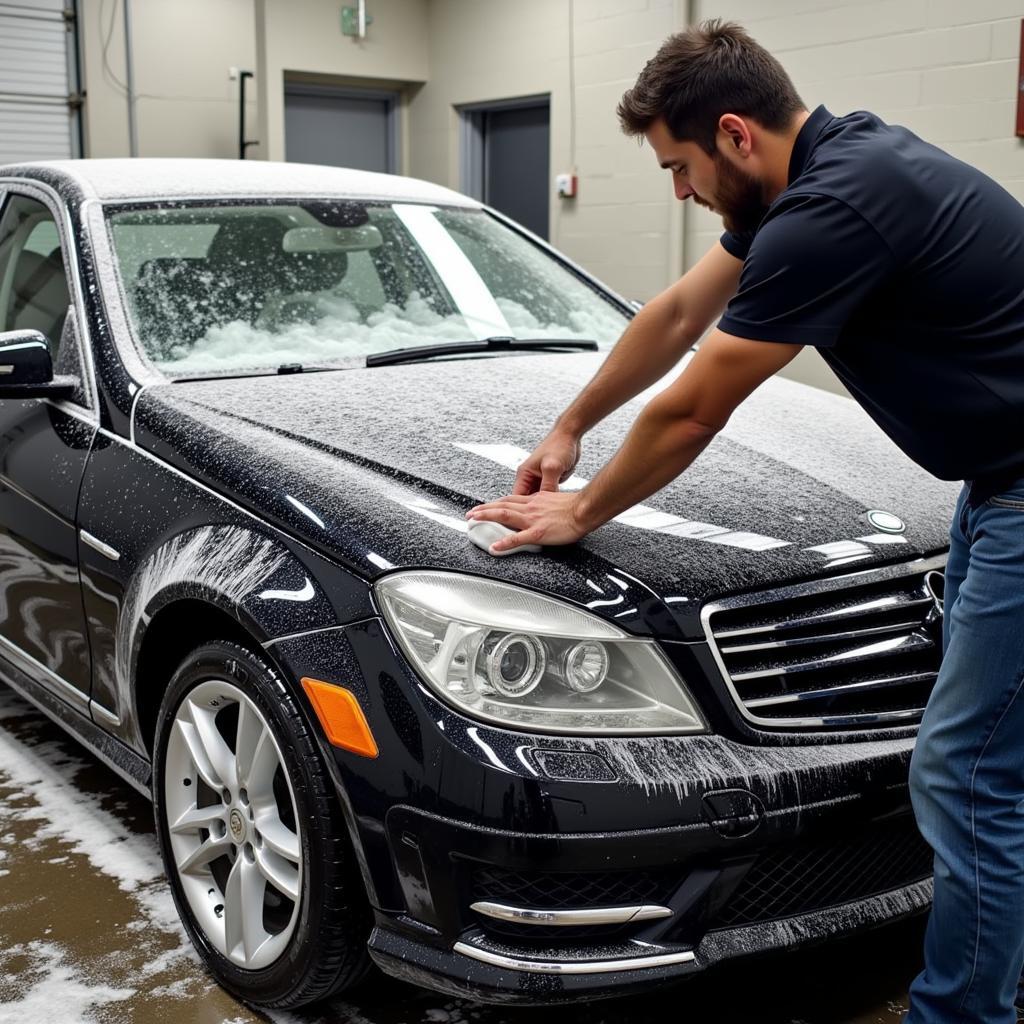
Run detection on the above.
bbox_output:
[239,71,254,159]
[123,0,138,156]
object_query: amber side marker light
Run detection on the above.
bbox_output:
[300,677,379,758]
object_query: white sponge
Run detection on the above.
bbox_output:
[467,519,542,556]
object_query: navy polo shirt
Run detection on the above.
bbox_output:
[718,105,1024,496]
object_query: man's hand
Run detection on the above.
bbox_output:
[467,330,802,554]
[466,491,590,554]
[511,431,582,494]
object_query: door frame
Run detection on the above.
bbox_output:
[283,82,401,173]
[0,180,99,420]
[457,94,550,202]
[0,182,101,711]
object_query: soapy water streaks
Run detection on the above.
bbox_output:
[455,443,906,563]
[0,688,922,1023]
[114,525,289,744]
[543,733,916,805]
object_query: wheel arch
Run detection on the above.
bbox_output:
[120,522,351,754]
[133,596,272,757]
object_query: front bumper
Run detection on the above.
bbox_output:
[272,617,932,1005]
[367,878,932,1005]
[365,791,931,1004]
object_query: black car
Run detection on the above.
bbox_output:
[0,158,957,1009]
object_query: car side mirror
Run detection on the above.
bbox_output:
[0,330,78,399]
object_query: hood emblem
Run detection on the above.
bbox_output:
[866,509,905,534]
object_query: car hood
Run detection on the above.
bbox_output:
[135,351,959,638]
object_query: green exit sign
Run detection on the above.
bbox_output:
[341,6,373,36]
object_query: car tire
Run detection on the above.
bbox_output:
[152,640,372,1008]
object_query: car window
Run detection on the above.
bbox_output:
[110,223,220,284]
[331,248,386,307]
[434,208,609,335]
[24,220,61,258]
[0,194,71,353]
[106,201,629,378]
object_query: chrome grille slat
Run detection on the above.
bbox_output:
[718,619,923,654]
[702,556,945,731]
[796,707,926,727]
[730,631,933,682]
[713,595,934,639]
[745,672,938,708]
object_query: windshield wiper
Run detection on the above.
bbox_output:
[365,336,597,368]
[170,364,343,383]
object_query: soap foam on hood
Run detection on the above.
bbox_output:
[137,350,959,607]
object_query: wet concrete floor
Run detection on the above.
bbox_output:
[0,684,933,1024]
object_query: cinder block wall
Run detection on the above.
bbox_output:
[77,0,1022,395]
[408,0,689,304]
[690,0,1024,393]
[255,0,429,164]
[78,0,257,158]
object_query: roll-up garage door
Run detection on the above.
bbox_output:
[0,0,82,163]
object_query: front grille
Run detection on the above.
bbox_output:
[472,865,680,908]
[703,557,945,729]
[710,815,933,929]
[470,866,681,941]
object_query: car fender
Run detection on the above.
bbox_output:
[122,523,354,741]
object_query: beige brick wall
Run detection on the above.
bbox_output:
[254,0,429,164]
[690,0,1024,394]
[80,0,430,163]
[79,0,257,158]
[77,1,1023,397]
[408,0,689,304]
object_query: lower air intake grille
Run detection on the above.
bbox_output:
[703,556,946,729]
[472,865,680,908]
[710,816,933,929]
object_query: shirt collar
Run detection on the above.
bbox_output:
[787,105,833,185]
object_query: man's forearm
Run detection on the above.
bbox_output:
[555,296,695,438]
[572,400,718,530]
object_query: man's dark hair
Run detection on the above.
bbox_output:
[617,20,805,153]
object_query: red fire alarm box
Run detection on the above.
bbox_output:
[1018,19,1024,137]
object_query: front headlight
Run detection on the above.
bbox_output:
[374,571,706,735]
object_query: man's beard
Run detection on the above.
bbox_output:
[703,153,770,234]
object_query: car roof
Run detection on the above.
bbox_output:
[0,158,481,207]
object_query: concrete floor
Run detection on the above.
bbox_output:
[0,684,928,1024]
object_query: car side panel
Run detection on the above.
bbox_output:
[0,400,94,701]
[77,428,374,753]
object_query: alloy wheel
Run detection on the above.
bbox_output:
[163,678,303,970]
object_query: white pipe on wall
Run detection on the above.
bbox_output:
[122,0,138,156]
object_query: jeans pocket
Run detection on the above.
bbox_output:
[987,496,1024,510]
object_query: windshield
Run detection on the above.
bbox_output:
[105,200,630,377]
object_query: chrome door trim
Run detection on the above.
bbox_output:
[89,699,121,728]
[0,629,89,715]
[80,528,120,561]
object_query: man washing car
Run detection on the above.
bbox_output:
[465,20,1024,1024]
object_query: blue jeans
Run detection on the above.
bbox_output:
[906,481,1024,1023]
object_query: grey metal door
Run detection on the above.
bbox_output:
[284,84,397,172]
[0,0,82,163]
[484,103,550,239]
[461,99,550,240]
